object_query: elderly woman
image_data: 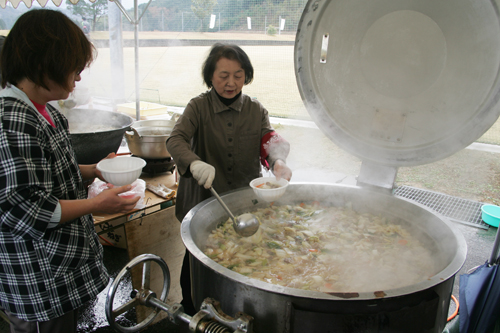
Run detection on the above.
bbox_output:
[166,43,293,314]
[0,9,139,333]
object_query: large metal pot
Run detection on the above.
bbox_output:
[124,119,176,159]
[181,183,467,333]
[66,109,134,164]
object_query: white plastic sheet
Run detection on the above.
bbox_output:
[0,0,98,9]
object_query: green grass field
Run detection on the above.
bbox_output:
[84,44,308,118]
[81,32,500,145]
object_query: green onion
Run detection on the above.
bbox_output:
[267,241,282,249]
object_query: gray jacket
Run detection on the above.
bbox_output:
[166,89,290,221]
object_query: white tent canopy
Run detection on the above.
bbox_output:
[0,0,98,9]
[0,0,152,120]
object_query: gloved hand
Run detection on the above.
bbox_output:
[190,160,215,189]
[272,159,292,181]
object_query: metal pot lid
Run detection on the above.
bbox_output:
[295,0,500,167]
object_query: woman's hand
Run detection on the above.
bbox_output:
[59,181,140,222]
[272,159,292,181]
[190,160,216,189]
[92,184,140,214]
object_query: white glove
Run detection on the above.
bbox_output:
[190,160,215,189]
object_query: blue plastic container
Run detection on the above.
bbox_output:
[481,204,500,227]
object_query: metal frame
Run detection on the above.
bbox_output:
[111,0,154,120]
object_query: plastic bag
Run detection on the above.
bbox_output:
[88,179,146,210]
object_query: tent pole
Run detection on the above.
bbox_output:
[134,0,140,120]
[111,0,153,120]
[109,4,125,106]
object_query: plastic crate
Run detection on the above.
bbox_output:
[117,102,168,118]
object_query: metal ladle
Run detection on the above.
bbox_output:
[209,187,260,237]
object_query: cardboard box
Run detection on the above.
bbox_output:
[117,101,168,118]
[95,217,128,249]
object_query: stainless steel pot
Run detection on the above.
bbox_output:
[181,183,467,333]
[124,119,176,159]
[67,109,134,164]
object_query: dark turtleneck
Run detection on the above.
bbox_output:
[214,89,242,106]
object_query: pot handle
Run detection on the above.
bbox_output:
[125,127,142,138]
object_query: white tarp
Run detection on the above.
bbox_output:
[0,0,147,120]
[0,0,99,9]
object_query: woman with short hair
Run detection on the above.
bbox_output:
[0,9,140,333]
[167,43,293,314]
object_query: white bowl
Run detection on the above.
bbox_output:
[96,156,146,186]
[249,176,289,202]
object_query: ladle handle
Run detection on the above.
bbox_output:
[209,187,236,221]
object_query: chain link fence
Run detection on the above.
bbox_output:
[118,0,307,34]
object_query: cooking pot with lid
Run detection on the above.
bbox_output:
[124,119,176,159]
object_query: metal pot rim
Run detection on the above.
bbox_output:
[124,128,172,139]
[131,119,176,128]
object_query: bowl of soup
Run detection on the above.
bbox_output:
[250,176,289,202]
[97,156,146,186]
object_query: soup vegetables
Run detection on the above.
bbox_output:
[204,202,438,293]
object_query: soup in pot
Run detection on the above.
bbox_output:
[204,201,441,293]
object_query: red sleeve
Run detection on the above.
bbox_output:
[260,131,287,170]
